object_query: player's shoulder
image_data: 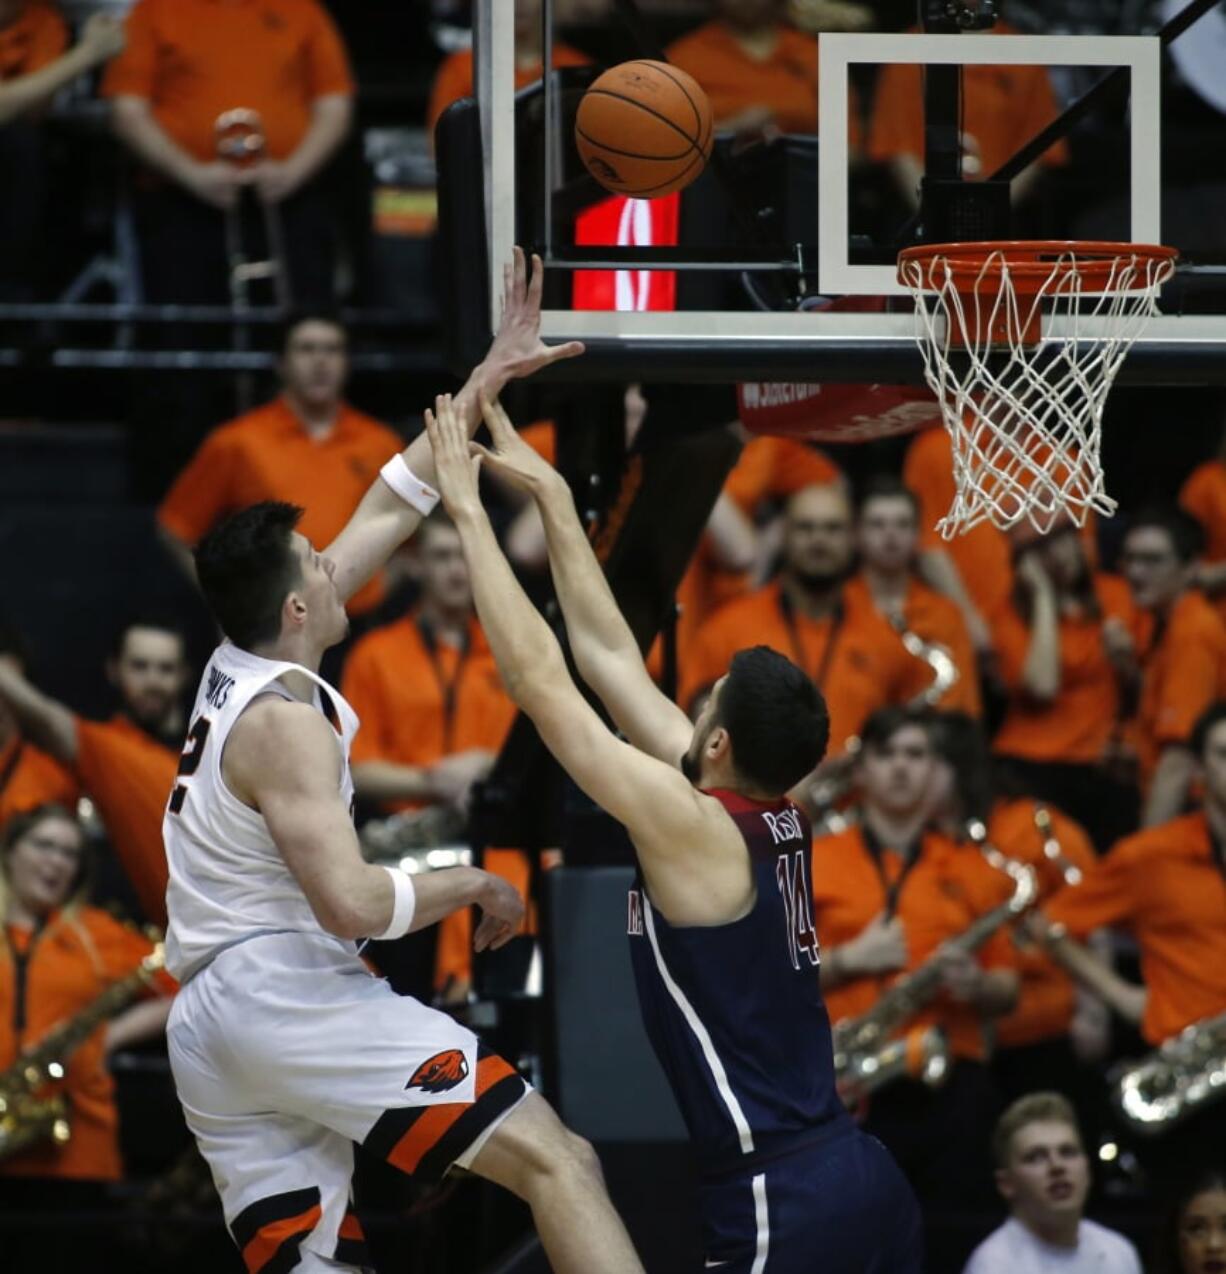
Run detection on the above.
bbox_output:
[229,693,338,766]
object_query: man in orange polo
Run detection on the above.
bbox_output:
[682,482,935,768]
[1179,434,1226,625]
[811,707,1019,1209]
[0,617,190,925]
[845,475,980,716]
[158,313,404,619]
[1120,507,1226,825]
[1038,701,1226,1178]
[0,621,78,828]
[103,0,354,307]
[0,3,124,299]
[342,511,520,1002]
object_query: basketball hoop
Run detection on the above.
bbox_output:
[898,241,1178,538]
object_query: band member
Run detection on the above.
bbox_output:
[0,804,173,1183]
[963,1092,1142,1273]
[990,518,1140,849]
[811,707,1019,1214]
[425,392,922,1272]
[1038,701,1226,1184]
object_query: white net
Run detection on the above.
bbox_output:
[899,244,1176,538]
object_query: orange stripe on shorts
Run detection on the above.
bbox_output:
[338,1211,365,1241]
[241,1203,322,1273]
[388,1054,517,1174]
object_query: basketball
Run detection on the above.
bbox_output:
[575,60,713,199]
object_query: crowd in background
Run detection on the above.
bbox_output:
[2,1,1226,1272]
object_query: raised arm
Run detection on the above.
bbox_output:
[226,698,522,947]
[0,658,79,764]
[0,15,124,127]
[322,250,584,605]
[426,396,750,924]
[472,397,693,766]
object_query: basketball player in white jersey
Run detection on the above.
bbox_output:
[162,251,644,1274]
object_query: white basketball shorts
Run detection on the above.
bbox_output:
[167,931,528,1274]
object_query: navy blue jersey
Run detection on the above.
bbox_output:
[627,788,847,1175]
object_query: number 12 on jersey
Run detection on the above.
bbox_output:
[168,716,212,815]
[776,850,821,970]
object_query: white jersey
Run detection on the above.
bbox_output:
[163,641,361,982]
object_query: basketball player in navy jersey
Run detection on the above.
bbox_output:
[426,392,921,1273]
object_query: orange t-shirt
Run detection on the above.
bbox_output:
[868,23,1068,178]
[73,716,178,927]
[427,42,589,137]
[1134,591,1226,785]
[342,613,517,812]
[811,825,1016,1061]
[157,397,404,616]
[1045,811,1226,1045]
[903,426,1096,623]
[102,0,354,162]
[0,908,173,1181]
[681,581,932,751]
[0,0,66,80]
[666,20,858,140]
[0,734,79,829]
[1179,458,1226,625]
[987,799,1097,1049]
[992,573,1136,765]
[724,435,842,514]
[842,574,981,716]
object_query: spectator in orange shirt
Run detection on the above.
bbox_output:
[991,520,1141,849]
[0,620,78,829]
[1121,508,1226,826]
[0,5,123,299]
[682,483,934,777]
[846,475,980,716]
[1038,702,1226,1180]
[666,0,868,140]
[104,0,355,308]
[0,618,189,925]
[0,805,173,1183]
[926,711,1106,1121]
[427,0,589,139]
[157,313,404,618]
[867,19,1068,209]
[342,511,520,1001]
[1179,431,1226,626]
[811,706,1018,1208]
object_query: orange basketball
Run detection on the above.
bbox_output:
[575,60,713,199]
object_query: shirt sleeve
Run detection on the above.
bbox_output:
[1044,836,1140,939]
[85,910,178,997]
[928,600,982,715]
[1151,617,1222,746]
[25,4,69,72]
[156,430,237,544]
[989,605,1031,690]
[303,0,355,98]
[100,0,157,99]
[903,430,955,553]
[679,610,739,713]
[341,641,392,765]
[769,440,842,495]
[1179,465,1214,531]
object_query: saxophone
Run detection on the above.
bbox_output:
[832,830,1036,1101]
[0,944,166,1161]
[1111,1010,1226,1134]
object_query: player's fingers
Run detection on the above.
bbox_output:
[542,340,586,365]
[513,245,527,301]
[490,924,514,951]
[479,393,504,439]
[503,259,514,312]
[469,441,494,463]
[527,252,544,308]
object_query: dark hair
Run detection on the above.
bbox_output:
[1190,701,1226,758]
[109,610,188,660]
[857,474,920,522]
[1127,504,1204,564]
[0,616,28,668]
[927,710,994,823]
[194,502,305,649]
[1154,1163,1226,1274]
[858,705,933,755]
[714,647,829,794]
[280,309,346,354]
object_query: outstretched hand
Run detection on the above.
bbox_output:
[472,394,563,498]
[485,247,585,381]
[424,393,483,520]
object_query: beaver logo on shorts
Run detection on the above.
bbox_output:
[406,1049,469,1094]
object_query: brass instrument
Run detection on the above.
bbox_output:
[0,944,165,1161]
[892,619,960,709]
[1032,806,1083,886]
[1111,1010,1226,1135]
[358,803,471,865]
[832,832,1036,1101]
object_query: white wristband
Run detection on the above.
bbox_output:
[374,867,416,940]
[380,455,440,517]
